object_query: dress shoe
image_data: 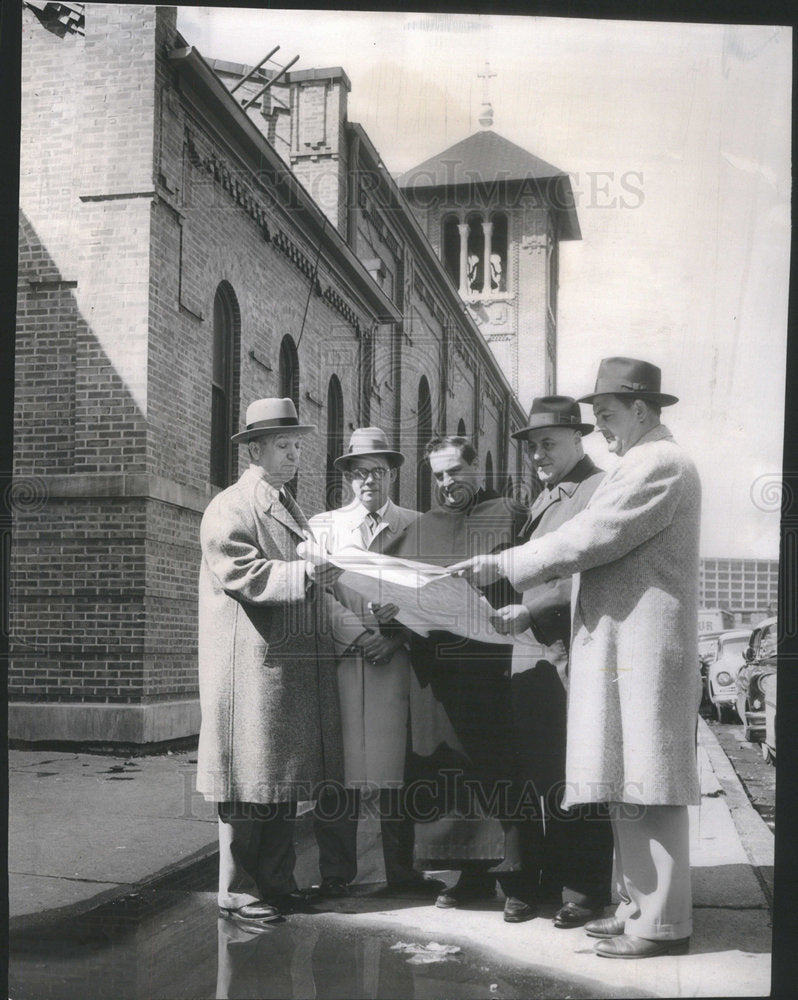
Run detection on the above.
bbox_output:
[313,877,350,898]
[220,900,282,924]
[553,902,601,929]
[385,876,447,896]
[594,934,691,959]
[584,916,626,938]
[503,896,536,923]
[435,877,496,909]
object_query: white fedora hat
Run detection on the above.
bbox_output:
[231,398,316,443]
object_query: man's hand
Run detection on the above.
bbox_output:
[359,631,405,665]
[490,604,532,636]
[368,602,400,625]
[449,553,504,587]
[306,560,343,588]
[298,535,343,588]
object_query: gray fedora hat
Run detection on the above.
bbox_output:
[511,395,594,439]
[578,357,679,406]
[334,427,405,471]
[231,398,316,443]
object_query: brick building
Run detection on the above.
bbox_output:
[12,4,578,743]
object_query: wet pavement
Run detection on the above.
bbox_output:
[8,719,774,998]
[9,885,650,1000]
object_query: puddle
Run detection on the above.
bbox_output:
[9,888,650,1000]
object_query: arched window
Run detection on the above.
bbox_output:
[210,282,240,488]
[278,334,300,496]
[456,418,467,436]
[326,375,344,510]
[442,214,460,287]
[466,212,484,292]
[489,212,508,292]
[278,334,299,407]
[416,376,433,513]
[485,451,494,494]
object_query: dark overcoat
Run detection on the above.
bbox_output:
[502,426,702,808]
[511,455,605,795]
[196,467,343,803]
[387,490,527,863]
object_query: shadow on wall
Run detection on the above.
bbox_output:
[12,211,197,709]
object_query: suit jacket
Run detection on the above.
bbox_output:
[308,498,420,785]
[309,497,421,656]
[501,426,702,807]
[519,454,605,647]
[196,466,343,803]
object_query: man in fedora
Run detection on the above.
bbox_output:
[489,396,613,925]
[308,428,443,897]
[452,359,702,958]
[196,398,345,925]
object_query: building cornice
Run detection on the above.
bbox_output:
[166,42,400,328]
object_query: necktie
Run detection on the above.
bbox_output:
[279,488,310,534]
[367,511,381,538]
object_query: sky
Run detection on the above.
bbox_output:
[176,7,792,559]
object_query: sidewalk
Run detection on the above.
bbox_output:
[9,718,773,997]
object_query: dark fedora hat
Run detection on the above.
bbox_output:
[511,395,594,439]
[578,357,679,406]
[334,427,405,471]
[231,398,316,443]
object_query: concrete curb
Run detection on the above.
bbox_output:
[696,716,774,902]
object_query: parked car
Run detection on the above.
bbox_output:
[760,671,776,765]
[736,616,778,745]
[705,629,751,722]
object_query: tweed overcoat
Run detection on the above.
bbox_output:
[501,426,702,808]
[309,497,420,787]
[196,466,343,803]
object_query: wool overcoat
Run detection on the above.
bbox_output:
[196,467,343,804]
[388,490,528,864]
[501,426,702,808]
[309,497,420,787]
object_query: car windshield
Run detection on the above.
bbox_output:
[720,637,748,658]
[758,627,777,658]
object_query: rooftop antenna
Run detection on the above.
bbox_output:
[242,54,300,110]
[229,46,280,94]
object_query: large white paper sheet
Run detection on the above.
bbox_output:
[316,545,541,648]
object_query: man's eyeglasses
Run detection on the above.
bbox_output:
[346,466,389,481]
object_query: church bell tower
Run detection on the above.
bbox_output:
[398,64,580,410]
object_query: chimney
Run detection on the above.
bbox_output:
[281,67,351,233]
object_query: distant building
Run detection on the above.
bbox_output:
[699,558,778,625]
[13,4,578,743]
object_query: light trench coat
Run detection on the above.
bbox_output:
[196,467,343,803]
[501,425,702,808]
[309,497,420,787]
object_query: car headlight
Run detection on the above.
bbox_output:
[716,671,732,686]
[751,697,763,710]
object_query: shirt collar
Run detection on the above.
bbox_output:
[348,498,393,531]
[544,454,599,499]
